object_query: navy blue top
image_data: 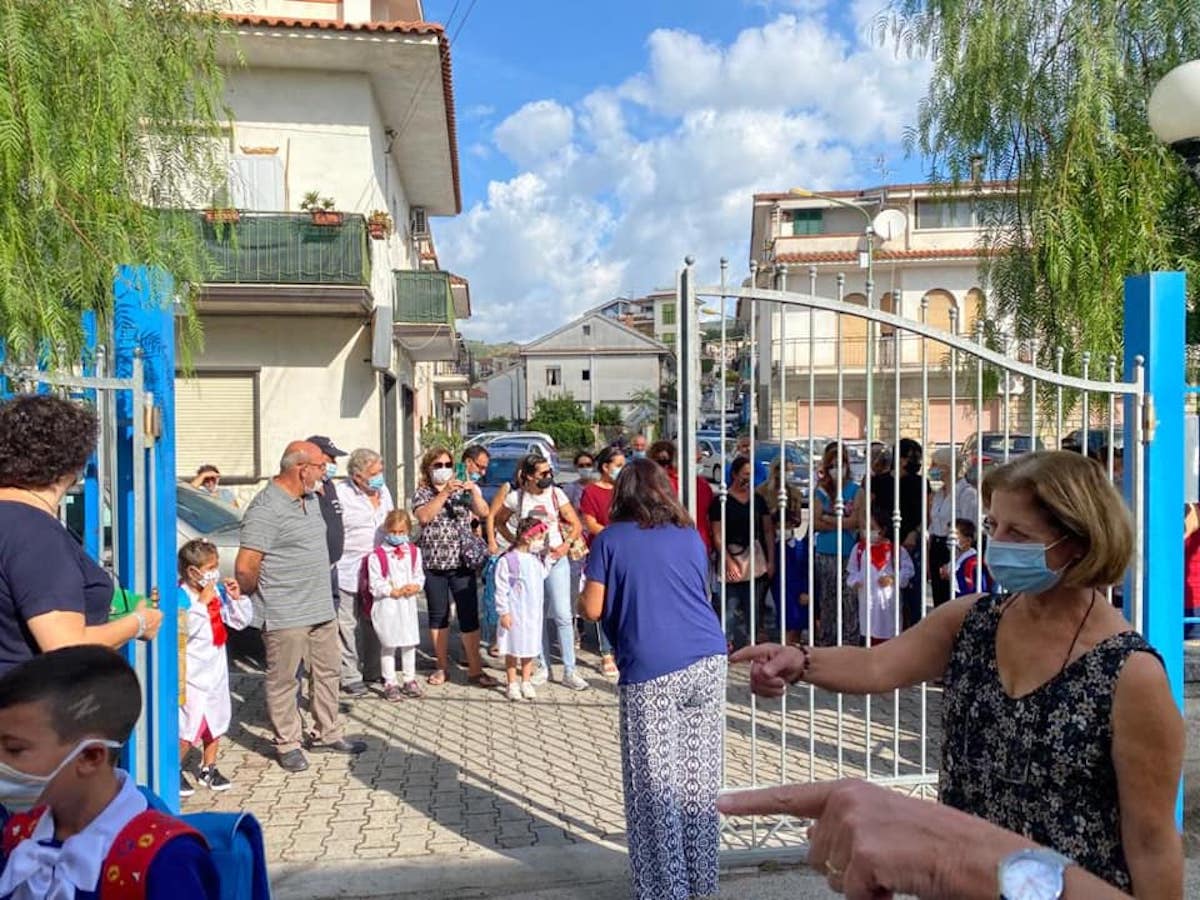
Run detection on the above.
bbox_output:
[0,502,112,676]
[585,522,726,685]
[0,831,219,899]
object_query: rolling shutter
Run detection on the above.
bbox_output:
[175,372,259,479]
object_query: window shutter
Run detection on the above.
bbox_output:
[176,373,259,479]
[228,155,284,211]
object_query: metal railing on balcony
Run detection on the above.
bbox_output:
[394,270,455,326]
[199,212,370,286]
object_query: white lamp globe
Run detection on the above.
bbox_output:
[1149,60,1200,146]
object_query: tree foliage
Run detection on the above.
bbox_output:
[0,0,229,364]
[527,395,593,449]
[592,403,623,427]
[884,1,1200,367]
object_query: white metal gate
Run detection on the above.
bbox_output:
[671,258,1147,856]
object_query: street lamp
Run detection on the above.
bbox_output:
[1149,60,1200,186]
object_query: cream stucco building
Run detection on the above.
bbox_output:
[746,182,1011,442]
[173,0,471,502]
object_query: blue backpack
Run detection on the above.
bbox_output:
[140,788,271,900]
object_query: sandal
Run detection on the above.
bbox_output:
[601,655,618,678]
[426,669,447,686]
[468,672,500,688]
[487,645,501,658]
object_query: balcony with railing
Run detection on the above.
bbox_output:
[392,269,457,361]
[195,211,373,314]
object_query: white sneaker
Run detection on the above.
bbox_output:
[507,682,522,702]
[560,670,590,692]
[529,665,549,685]
[521,681,537,700]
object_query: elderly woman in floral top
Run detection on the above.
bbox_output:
[412,445,499,688]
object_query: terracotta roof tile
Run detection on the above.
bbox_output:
[774,247,984,264]
[223,14,461,214]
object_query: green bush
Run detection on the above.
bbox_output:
[527,395,592,450]
[592,403,623,427]
[420,419,464,457]
[480,416,509,431]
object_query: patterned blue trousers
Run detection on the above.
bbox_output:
[619,654,726,900]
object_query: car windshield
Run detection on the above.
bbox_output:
[981,434,1036,454]
[481,457,520,485]
[756,444,810,467]
[176,487,242,534]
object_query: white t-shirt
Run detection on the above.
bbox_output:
[503,487,569,548]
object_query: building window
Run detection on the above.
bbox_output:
[582,369,590,381]
[175,371,259,480]
[915,199,993,229]
[662,332,676,345]
[582,324,591,336]
[661,302,676,326]
[546,367,561,387]
[791,209,823,236]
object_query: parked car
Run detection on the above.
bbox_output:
[485,438,559,472]
[961,432,1045,470]
[1062,428,1123,456]
[464,431,507,448]
[477,449,523,506]
[757,441,815,503]
[63,483,243,581]
[475,430,557,449]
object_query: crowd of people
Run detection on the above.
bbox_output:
[0,391,1186,898]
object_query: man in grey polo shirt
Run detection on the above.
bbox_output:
[236,440,366,772]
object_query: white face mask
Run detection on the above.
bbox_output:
[528,539,546,554]
[0,738,122,814]
[194,568,220,589]
[431,468,453,486]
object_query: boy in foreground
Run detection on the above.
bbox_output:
[0,645,219,899]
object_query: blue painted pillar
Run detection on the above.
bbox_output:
[113,266,180,810]
[1123,272,1185,822]
[81,313,102,561]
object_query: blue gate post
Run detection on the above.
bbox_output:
[81,312,102,561]
[113,266,180,810]
[1123,271,1185,822]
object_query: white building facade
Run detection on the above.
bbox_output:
[174,2,470,502]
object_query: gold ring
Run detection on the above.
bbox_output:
[825,860,842,878]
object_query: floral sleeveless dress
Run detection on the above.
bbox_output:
[940,594,1160,891]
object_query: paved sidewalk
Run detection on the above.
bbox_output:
[191,634,942,869]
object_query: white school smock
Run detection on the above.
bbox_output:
[367,544,425,649]
[494,550,551,658]
[846,541,915,641]
[179,582,252,743]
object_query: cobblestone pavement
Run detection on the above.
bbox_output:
[188,631,944,866]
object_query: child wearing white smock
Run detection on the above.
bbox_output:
[845,517,914,645]
[178,539,253,796]
[368,509,425,701]
[495,518,552,701]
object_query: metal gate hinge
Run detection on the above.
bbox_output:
[1142,393,1156,444]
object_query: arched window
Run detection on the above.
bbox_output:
[963,288,986,337]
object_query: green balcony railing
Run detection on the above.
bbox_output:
[394,270,455,326]
[200,212,370,286]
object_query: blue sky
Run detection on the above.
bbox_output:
[424,0,932,341]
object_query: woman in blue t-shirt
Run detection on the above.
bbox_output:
[581,459,727,900]
[813,443,861,647]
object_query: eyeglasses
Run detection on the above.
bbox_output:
[431,462,454,470]
[653,457,671,466]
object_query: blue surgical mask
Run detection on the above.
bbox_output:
[385,533,409,546]
[928,467,943,481]
[367,474,386,492]
[984,537,1067,594]
[325,463,338,480]
[608,465,623,480]
[469,472,482,483]
[632,450,646,460]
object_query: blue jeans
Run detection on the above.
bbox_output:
[539,555,577,675]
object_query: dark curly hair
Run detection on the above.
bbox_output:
[0,395,98,489]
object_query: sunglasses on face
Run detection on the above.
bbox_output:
[431,462,454,470]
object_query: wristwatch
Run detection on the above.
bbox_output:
[998,848,1074,900]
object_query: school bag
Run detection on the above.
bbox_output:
[356,544,418,617]
[140,787,271,900]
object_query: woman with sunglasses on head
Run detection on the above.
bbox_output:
[496,453,588,690]
[411,446,499,688]
[731,451,1182,897]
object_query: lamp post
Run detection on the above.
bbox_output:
[1149,60,1200,186]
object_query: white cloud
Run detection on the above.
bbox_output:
[443,13,931,342]
[492,100,575,169]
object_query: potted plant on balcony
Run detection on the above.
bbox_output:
[203,205,240,225]
[367,209,393,240]
[301,190,344,227]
